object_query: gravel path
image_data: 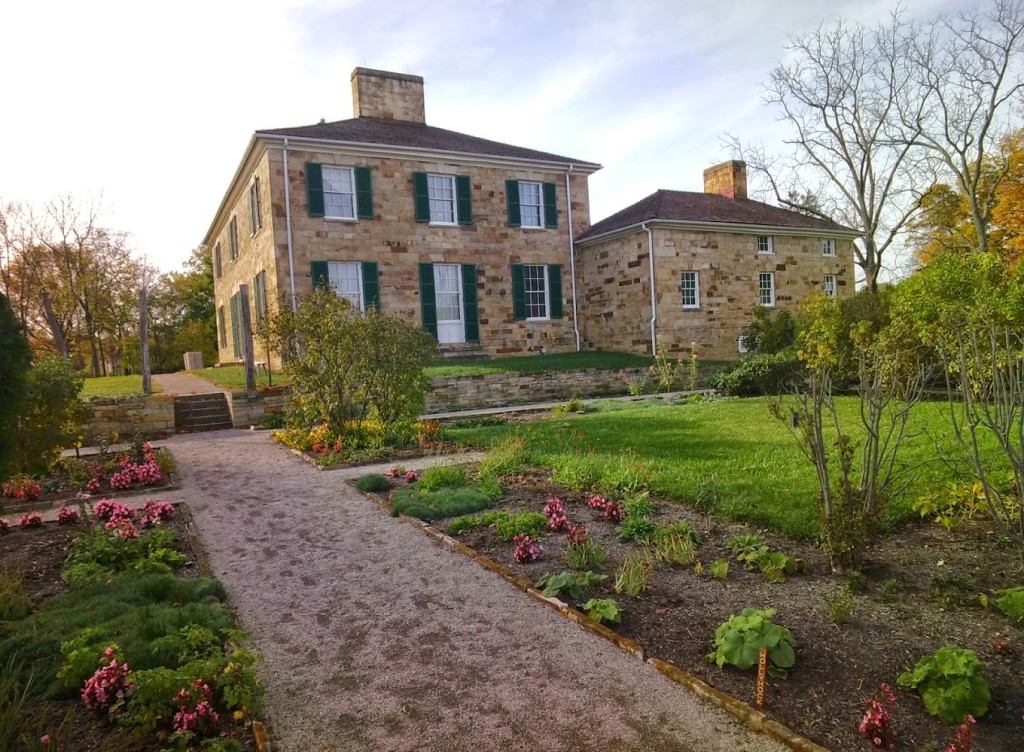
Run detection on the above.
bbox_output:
[152,372,228,395]
[157,429,787,752]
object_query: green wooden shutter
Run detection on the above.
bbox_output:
[306,162,325,217]
[505,179,521,227]
[252,273,263,322]
[543,182,558,229]
[418,263,437,337]
[413,172,430,223]
[548,264,563,319]
[213,244,221,279]
[461,264,479,343]
[311,261,329,290]
[249,183,257,235]
[361,261,380,311]
[456,175,472,225]
[511,264,526,321]
[217,306,226,348]
[230,293,240,359]
[355,166,374,219]
[259,270,268,318]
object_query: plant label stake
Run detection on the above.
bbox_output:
[755,648,768,711]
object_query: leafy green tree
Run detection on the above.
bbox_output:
[266,289,435,436]
[15,355,86,474]
[0,293,31,477]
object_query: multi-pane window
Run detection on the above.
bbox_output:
[523,265,550,319]
[327,261,363,310]
[822,238,836,256]
[519,182,543,228]
[323,166,356,219]
[759,272,775,306]
[680,271,699,309]
[427,175,456,224]
[228,216,239,260]
[757,235,774,254]
[434,264,462,322]
[823,274,837,298]
[249,177,262,235]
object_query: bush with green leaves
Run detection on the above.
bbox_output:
[995,587,1024,625]
[898,646,990,724]
[15,355,86,475]
[61,526,187,588]
[707,607,797,678]
[617,515,657,543]
[709,349,804,397]
[582,598,622,625]
[0,293,31,479]
[266,288,435,436]
[709,559,729,580]
[534,570,607,600]
[355,473,390,493]
[655,519,702,546]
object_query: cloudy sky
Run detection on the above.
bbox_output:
[1,0,971,273]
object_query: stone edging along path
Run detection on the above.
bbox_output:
[349,480,829,752]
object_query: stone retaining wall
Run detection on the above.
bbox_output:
[227,388,289,428]
[84,395,176,440]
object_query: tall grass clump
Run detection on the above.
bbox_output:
[478,434,530,480]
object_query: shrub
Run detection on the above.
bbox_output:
[614,553,652,597]
[418,464,469,492]
[709,559,729,580]
[446,515,487,536]
[710,349,804,397]
[622,492,656,518]
[897,646,990,724]
[388,487,491,521]
[0,294,31,478]
[61,526,187,587]
[655,519,701,546]
[57,505,81,525]
[618,515,656,543]
[14,355,87,475]
[824,584,857,625]
[478,434,529,480]
[355,474,391,493]
[18,512,43,528]
[582,598,622,625]
[552,398,587,415]
[1,475,41,501]
[707,607,797,678]
[995,587,1024,625]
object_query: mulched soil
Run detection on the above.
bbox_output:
[0,517,256,752]
[363,469,1024,752]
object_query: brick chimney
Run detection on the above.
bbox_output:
[351,68,426,123]
[703,160,747,200]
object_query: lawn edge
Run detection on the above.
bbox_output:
[348,480,830,752]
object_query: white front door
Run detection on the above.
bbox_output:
[434,264,465,344]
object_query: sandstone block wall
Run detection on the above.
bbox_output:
[351,68,426,123]
[576,227,854,359]
[84,395,176,440]
[227,389,289,428]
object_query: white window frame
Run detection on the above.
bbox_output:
[680,271,700,309]
[823,274,837,298]
[822,238,836,257]
[759,272,775,307]
[519,181,544,229]
[737,335,751,354]
[327,261,364,312]
[323,166,357,220]
[427,174,457,225]
[757,235,774,255]
[523,264,550,321]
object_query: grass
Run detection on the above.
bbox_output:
[80,375,157,398]
[444,396,1003,541]
[425,350,653,378]
[188,365,285,390]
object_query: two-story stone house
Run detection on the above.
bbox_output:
[205,68,600,366]
[574,161,859,359]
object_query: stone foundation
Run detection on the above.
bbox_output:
[84,395,177,440]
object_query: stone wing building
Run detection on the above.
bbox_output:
[206,69,858,366]
[574,161,859,359]
[205,68,601,366]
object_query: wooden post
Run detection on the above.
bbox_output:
[239,284,257,393]
[140,287,151,395]
[755,647,768,711]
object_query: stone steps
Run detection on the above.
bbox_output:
[173,393,233,432]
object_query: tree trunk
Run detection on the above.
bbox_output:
[41,291,68,356]
[140,288,151,395]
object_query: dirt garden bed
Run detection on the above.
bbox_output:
[0,514,259,752]
[358,467,1024,752]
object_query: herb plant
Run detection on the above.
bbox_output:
[707,607,797,678]
[709,559,729,580]
[534,570,607,600]
[614,553,652,597]
[582,598,622,625]
[897,646,990,724]
[617,515,656,543]
[355,473,390,493]
[995,587,1024,624]
[564,536,607,571]
[649,529,695,565]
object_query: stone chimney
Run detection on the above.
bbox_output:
[703,160,747,200]
[351,68,426,123]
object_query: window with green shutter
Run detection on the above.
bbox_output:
[511,264,527,321]
[213,243,222,279]
[543,182,558,229]
[217,305,226,348]
[310,261,329,290]
[355,166,374,219]
[418,262,437,337]
[228,216,239,260]
[361,262,380,310]
[229,293,241,359]
[506,180,521,227]
[413,172,430,222]
[249,177,262,235]
[547,264,563,318]
[253,271,268,323]
[461,264,479,343]
[456,175,472,225]
[306,162,325,217]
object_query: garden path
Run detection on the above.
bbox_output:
[151,372,227,395]
[157,429,787,752]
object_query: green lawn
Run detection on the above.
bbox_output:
[425,350,653,378]
[81,375,158,398]
[443,396,997,541]
[188,365,286,390]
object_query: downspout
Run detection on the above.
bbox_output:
[565,165,581,351]
[283,137,297,311]
[642,222,656,355]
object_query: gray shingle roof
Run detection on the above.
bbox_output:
[578,189,856,241]
[258,117,599,168]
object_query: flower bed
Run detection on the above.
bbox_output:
[272,419,459,467]
[357,465,1024,751]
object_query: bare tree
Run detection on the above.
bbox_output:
[731,12,925,293]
